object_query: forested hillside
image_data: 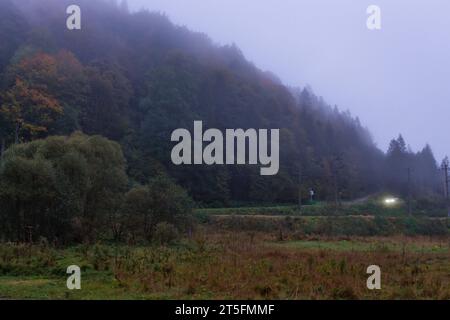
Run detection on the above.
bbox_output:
[0,0,443,207]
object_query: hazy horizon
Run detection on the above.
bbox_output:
[129,0,450,162]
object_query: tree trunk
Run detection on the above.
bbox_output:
[14,123,19,144]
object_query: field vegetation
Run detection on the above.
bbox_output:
[0,229,449,300]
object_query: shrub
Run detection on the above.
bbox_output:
[119,174,193,242]
[152,222,179,246]
[0,132,128,243]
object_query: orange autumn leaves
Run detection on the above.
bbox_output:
[1,77,62,140]
[0,50,83,142]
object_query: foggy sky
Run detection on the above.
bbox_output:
[129,0,450,161]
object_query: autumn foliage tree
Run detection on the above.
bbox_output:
[0,50,90,151]
[0,52,66,146]
[1,78,62,143]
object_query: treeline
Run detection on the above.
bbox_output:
[385,135,443,197]
[0,0,446,210]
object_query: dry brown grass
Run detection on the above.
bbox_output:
[0,230,448,299]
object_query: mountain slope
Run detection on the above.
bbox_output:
[0,0,439,205]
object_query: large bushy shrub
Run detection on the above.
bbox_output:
[0,132,128,243]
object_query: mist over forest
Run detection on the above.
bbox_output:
[0,0,446,209]
[1,1,450,303]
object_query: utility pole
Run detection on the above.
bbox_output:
[407,167,412,216]
[331,155,344,209]
[441,157,449,222]
[298,167,302,213]
[442,158,449,199]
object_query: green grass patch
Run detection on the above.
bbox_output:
[269,239,450,254]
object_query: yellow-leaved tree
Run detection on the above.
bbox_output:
[0,52,64,153]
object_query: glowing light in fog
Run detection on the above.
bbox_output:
[384,198,398,205]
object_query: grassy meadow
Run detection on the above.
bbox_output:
[0,221,449,300]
